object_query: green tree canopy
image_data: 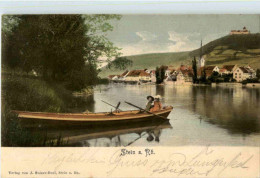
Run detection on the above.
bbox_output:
[106,57,133,70]
[2,15,121,90]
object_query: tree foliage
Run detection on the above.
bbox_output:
[107,57,133,70]
[155,66,166,84]
[2,15,121,91]
[192,56,197,83]
[256,69,260,80]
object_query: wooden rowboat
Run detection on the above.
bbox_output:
[12,106,173,128]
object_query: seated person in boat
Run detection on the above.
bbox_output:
[145,95,154,111]
[150,95,162,112]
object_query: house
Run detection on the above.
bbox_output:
[164,66,177,82]
[125,69,151,82]
[230,27,250,35]
[150,70,156,83]
[175,66,193,84]
[233,67,251,82]
[233,66,256,82]
[175,70,193,84]
[205,66,219,73]
[108,75,120,81]
[198,66,219,78]
[245,66,256,79]
[139,70,151,82]
[118,70,129,81]
[108,75,116,80]
[219,65,237,75]
[165,65,175,76]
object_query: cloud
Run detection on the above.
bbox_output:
[110,31,226,57]
[135,31,157,42]
[167,31,200,52]
[116,31,200,56]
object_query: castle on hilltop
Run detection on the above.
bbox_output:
[230,27,250,35]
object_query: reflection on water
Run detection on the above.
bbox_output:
[40,84,260,147]
[189,86,260,135]
[39,119,172,147]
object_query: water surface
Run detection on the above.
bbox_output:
[48,84,260,147]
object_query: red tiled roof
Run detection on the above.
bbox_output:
[197,67,214,77]
[179,65,188,71]
[180,69,193,77]
[139,70,150,77]
[204,66,216,70]
[108,75,116,79]
[223,65,235,72]
[121,70,129,77]
[219,68,227,73]
[205,70,213,77]
[126,70,150,77]
[239,67,249,73]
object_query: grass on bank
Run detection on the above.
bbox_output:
[1,72,95,146]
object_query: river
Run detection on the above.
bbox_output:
[46,83,260,147]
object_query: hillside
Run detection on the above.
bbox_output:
[190,33,260,69]
[99,51,190,77]
[100,33,260,78]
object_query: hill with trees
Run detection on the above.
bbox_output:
[190,33,260,68]
[100,33,260,77]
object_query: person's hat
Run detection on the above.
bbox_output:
[154,95,162,99]
[147,95,154,101]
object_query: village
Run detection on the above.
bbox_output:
[108,62,258,85]
[108,27,259,86]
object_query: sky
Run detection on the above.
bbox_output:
[106,15,260,56]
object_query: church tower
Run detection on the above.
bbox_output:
[198,40,205,68]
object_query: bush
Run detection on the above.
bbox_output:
[98,78,109,84]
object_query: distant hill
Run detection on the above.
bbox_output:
[99,51,190,77]
[190,33,260,69]
[99,33,260,78]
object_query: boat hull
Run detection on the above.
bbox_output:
[13,107,173,129]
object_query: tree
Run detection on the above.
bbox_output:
[208,71,220,82]
[155,66,166,84]
[107,57,133,70]
[192,56,197,83]
[200,68,207,83]
[256,69,260,80]
[2,15,121,90]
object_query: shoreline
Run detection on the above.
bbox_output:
[109,81,260,88]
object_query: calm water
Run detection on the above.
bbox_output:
[47,84,260,147]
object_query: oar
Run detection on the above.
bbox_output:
[101,100,122,111]
[124,101,169,120]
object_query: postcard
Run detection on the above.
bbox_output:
[1,3,260,178]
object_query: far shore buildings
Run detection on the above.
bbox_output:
[233,66,256,82]
[229,27,250,35]
[108,64,257,84]
[219,65,237,75]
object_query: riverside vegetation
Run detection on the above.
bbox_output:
[1,15,123,146]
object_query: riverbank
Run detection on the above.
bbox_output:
[1,73,94,146]
[110,80,260,88]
